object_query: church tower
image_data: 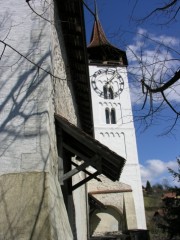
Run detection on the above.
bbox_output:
[87,6,146,233]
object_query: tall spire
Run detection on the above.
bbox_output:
[87,1,128,65]
[88,1,110,48]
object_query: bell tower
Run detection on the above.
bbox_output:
[87,5,146,231]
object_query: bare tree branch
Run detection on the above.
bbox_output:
[140,0,180,24]
[141,70,180,93]
[161,90,180,115]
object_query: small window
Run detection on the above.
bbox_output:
[103,85,114,99]
[108,87,114,99]
[105,108,110,124]
[105,108,116,124]
[103,86,108,99]
[111,109,116,124]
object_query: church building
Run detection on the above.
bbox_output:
[0,1,147,239]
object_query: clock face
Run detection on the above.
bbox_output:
[91,68,124,98]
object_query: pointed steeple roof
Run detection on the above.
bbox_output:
[87,1,128,66]
[88,2,110,48]
[88,18,110,48]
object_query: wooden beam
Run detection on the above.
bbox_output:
[63,142,101,172]
[61,160,91,181]
[71,161,101,182]
[61,154,99,181]
[72,171,100,191]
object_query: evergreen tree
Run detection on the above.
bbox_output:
[158,158,180,239]
[146,180,153,194]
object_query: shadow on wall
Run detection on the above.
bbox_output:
[0,13,52,165]
[0,13,53,238]
[0,8,74,239]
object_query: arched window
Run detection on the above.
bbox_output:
[111,108,116,124]
[103,85,114,99]
[108,87,114,99]
[105,108,116,124]
[105,108,110,124]
[103,86,108,99]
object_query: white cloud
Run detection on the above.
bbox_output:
[136,28,179,47]
[127,28,180,105]
[140,159,179,187]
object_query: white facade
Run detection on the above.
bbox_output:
[89,64,146,229]
[0,1,79,239]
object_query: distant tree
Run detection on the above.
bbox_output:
[158,158,180,239]
[146,180,153,194]
[152,183,163,193]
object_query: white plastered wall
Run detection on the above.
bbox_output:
[89,65,146,229]
[0,1,82,239]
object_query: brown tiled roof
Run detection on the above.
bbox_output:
[162,192,177,199]
[88,19,110,48]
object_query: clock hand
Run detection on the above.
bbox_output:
[107,72,118,83]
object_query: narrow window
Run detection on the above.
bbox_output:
[111,108,116,124]
[108,86,114,99]
[104,85,114,99]
[105,108,110,124]
[103,86,108,99]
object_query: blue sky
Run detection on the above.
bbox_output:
[84,0,180,187]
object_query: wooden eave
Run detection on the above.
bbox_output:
[56,0,93,136]
[55,114,126,183]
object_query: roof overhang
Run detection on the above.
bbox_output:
[56,0,93,136]
[55,114,126,186]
